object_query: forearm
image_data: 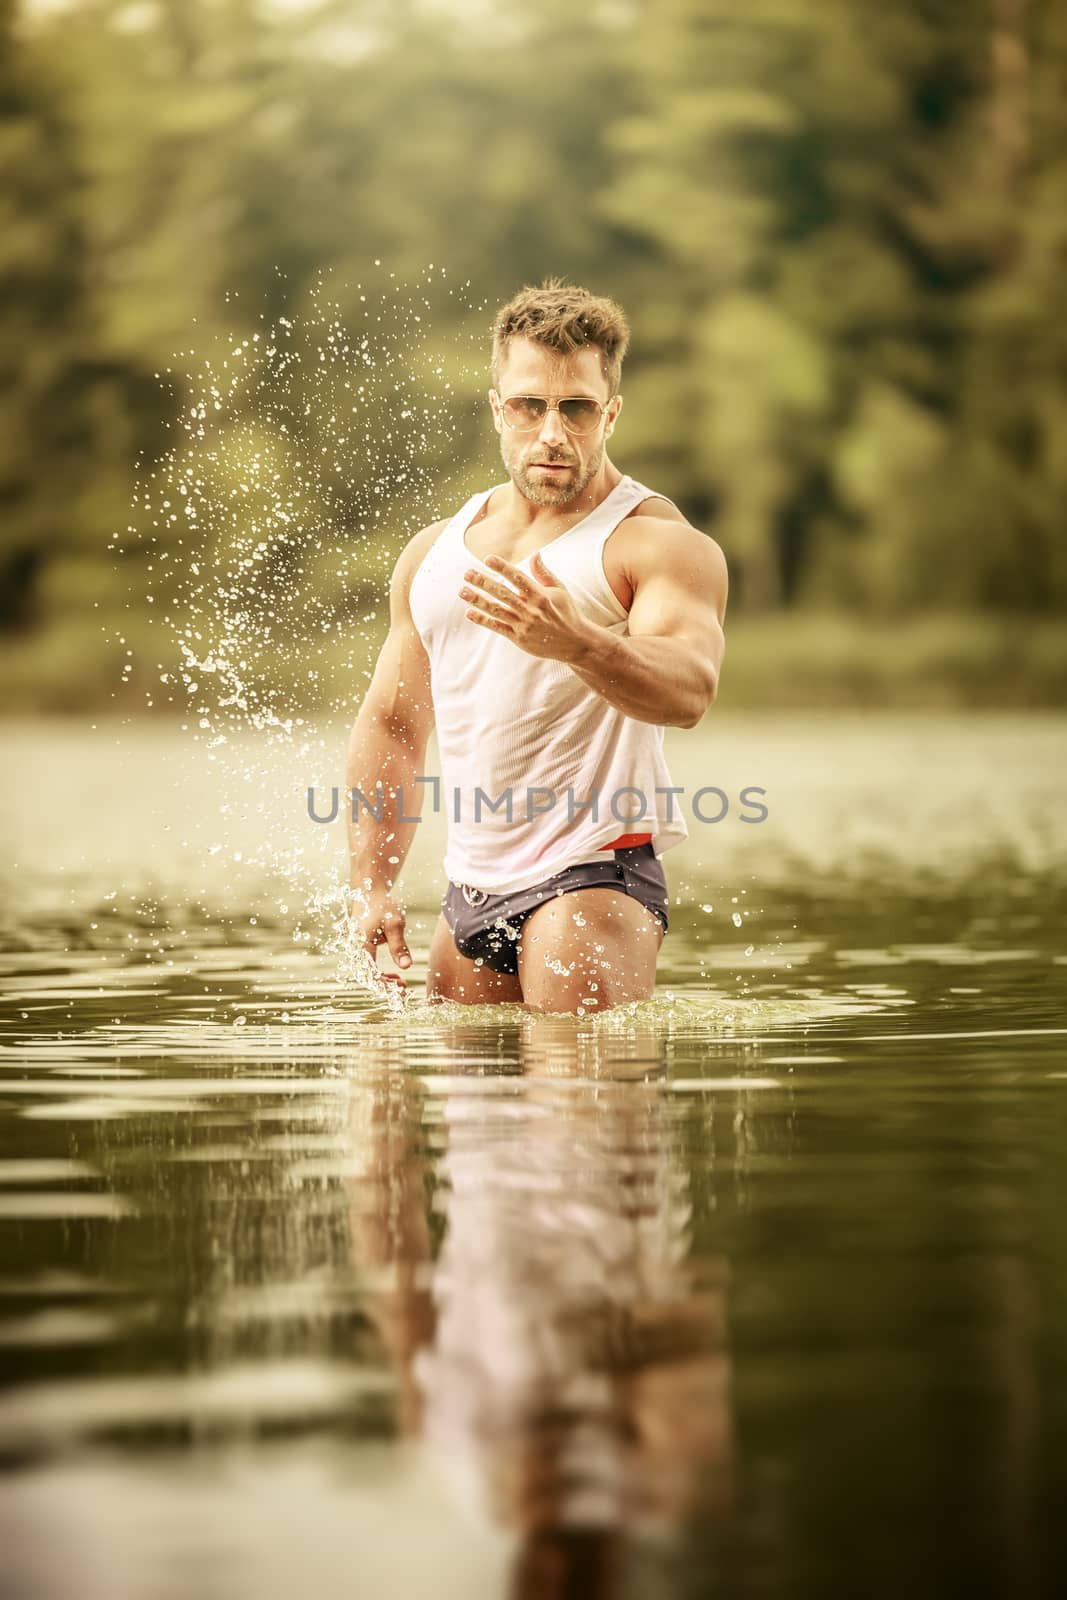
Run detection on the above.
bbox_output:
[566,625,714,728]
[344,712,426,892]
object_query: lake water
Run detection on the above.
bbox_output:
[1,712,1065,1599]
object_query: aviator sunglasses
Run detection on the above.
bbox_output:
[497,393,612,436]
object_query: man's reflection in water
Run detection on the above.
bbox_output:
[347,1017,734,1596]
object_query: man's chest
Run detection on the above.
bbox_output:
[461,511,639,614]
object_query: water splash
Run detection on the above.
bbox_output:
[309,880,410,1018]
[113,264,490,996]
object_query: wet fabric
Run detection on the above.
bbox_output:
[441,841,669,977]
[408,473,690,894]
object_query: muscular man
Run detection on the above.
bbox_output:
[345,278,727,1013]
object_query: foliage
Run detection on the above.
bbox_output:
[2,0,1064,709]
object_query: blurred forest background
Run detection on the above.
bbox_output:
[2,0,1066,713]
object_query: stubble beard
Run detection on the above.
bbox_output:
[503,436,606,508]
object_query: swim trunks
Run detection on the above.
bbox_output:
[441,841,670,977]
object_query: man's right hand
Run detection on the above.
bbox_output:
[346,886,413,990]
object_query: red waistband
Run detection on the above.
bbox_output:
[598,831,653,851]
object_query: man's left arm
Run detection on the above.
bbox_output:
[566,520,728,728]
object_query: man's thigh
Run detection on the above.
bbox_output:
[425,912,525,1005]
[517,887,665,1013]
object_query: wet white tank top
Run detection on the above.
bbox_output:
[408,473,690,894]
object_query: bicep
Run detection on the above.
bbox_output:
[356,543,436,747]
[627,530,728,677]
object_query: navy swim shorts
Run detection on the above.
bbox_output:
[441,841,670,977]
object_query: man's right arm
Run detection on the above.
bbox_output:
[344,523,442,973]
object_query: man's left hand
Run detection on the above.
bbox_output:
[459,553,594,664]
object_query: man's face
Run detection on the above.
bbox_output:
[489,336,622,508]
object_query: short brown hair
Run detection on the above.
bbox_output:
[491,276,631,397]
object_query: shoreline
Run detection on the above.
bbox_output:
[2,612,1066,715]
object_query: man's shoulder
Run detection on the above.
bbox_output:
[625,491,691,527]
[402,515,451,560]
[617,495,727,569]
[391,516,452,591]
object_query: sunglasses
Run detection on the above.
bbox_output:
[498,394,610,436]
